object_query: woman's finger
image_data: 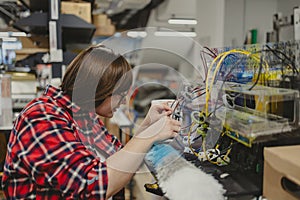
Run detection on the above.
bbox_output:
[155,103,172,111]
[172,132,178,138]
[175,126,181,133]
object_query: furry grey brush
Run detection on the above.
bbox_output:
[145,143,225,200]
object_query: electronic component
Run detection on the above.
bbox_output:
[144,182,164,196]
[223,82,299,127]
[144,40,300,199]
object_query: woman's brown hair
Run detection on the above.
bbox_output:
[61,44,132,109]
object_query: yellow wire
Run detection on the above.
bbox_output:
[222,140,233,161]
[193,49,270,165]
[202,49,270,165]
[202,137,219,165]
[187,121,198,157]
[205,49,268,116]
[188,111,219,164]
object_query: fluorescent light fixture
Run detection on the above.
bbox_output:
[154,31,197,37]
[11,32,27,37]
[168,18,197,25]
[0,32,27,37]
[127,31,147,38]
[0,37,18,42]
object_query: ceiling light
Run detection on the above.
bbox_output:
[127,31,147,38]
[11,32,27,37]
[154,31,197,37]
[168,18,197,25]
[0,32,27,37]
[0,37,18,42]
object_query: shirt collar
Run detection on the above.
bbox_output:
[44,84,81,114]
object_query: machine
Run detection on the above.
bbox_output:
[144,40,300,199]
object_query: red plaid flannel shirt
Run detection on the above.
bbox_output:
[2,85,122,199]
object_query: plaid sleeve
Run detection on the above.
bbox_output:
[96,118,123,151]
[16,109,108,199]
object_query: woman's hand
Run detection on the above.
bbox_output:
[143,103,173,126]
[136,116,181,143]
[106,114,180,198]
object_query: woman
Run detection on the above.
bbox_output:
[2,44,181,199]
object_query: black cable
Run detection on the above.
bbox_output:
[191,87,206,94]
[265,45,299,74]
[191,91,206,100]
[219,141,237,155]
[248,52,264,90]
[204,46,217,58]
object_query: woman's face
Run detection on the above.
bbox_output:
[95,92,127,118]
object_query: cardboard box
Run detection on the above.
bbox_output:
[93,14,108,27]
[19,36,49,49]
[61,1,91,23]
[263,145,300,200]
[94,25,116,36]
[92,13,116,36]
[15,48,49,61]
